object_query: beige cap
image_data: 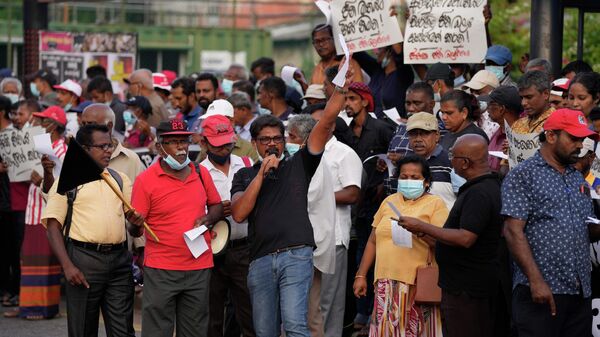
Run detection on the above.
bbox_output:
[302,84,326,100]
[406,112,439,132]
[462,70,500,91]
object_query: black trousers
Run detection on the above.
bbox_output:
[66,242,135,337]
[512,285,591,337]
[208,242,255,337]
[0,211,24,296]
[440,290,494,337]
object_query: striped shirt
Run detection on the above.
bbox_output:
[25,138,67,225]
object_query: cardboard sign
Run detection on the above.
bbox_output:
[0,127,45,182]
[329,0,404,54]
[505,121,540,169]
[404,0,487,64]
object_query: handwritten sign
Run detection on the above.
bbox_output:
[329,0,404,54]
[0,127,45,182]
[404,0,487,64]
[505,121,540,169]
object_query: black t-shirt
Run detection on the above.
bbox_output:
[439,122,489,152]
[231,146,322,261]
[436,173,503,297]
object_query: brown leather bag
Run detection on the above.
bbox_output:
[415,247,441,304]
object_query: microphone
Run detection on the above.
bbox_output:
[265,148,279,179]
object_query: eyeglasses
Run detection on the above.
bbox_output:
[161,139,192,146]
[256,136,285,145]
[312,37,333,46]
[448,151,470,161]
[86,143,115,151]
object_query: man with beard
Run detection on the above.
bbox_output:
[503,109,600,337]
[195,73,218,113]
[171,77,202,132]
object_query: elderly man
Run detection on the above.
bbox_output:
[126,69,169,127]
[222,64,248,97]
[0,77,23,104]
[513,70,554,134]
[229,92,257,142]
[502,109,600,337]
[399,134,503,337]
[30,68,59,107]
[132,119,223,337]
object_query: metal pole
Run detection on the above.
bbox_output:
[530,0,562,78]
[577,8,584,61]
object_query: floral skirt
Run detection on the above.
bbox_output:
[369,279,443,337]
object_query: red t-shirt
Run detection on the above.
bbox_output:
[132,160,221,270]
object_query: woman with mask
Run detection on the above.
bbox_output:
[568,71,600,122]
[0,77,23,105]
[353,155,448,337]
[439,90,489,151]
[123,95,155,148]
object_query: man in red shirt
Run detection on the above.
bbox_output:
[131,119,223,337]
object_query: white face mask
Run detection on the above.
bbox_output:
[2,93,19,104]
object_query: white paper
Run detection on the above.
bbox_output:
[391,220,412,248]
[183,225,209,258]
[339,110,352,126]
[489,151,508,160]
[587,217,600,224]
[281,66,297,85]
[591,190,600,200]
[315,0,331,25]
[332,33,349,87]
[505,120,540,169]
[368,112,377,119]
[364,154,396,177]
[383,108,402,125]
[33,133,62,177]
[0,126,45,182]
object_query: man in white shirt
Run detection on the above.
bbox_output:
[199,115,255,337]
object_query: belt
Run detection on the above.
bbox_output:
[269,244,309,255]
[69,238,127,253]
[229,237,249,249]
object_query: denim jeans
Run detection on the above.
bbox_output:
[247,246,313,337]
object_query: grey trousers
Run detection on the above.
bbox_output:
[319,245,348,337]
[142,267,211,337]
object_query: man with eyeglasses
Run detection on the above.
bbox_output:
[230,72,349,337]
[131,119,223,337]
[309,24,363,85]
[43,124,145,337]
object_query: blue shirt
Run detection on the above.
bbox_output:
[183,105,203,132]
[501,151,593,297]
[387,123,412,156]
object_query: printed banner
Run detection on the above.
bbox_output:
[505,121,540,169]
[330,0,404,54]
[404,0,487,64]
[0,127,45,182]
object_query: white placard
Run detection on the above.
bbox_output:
[183,225,209,258]
[404,0,487,64]
[505,120,540,169]
[315,0,332,25]
[0,127,45,182]
[488,151,508,160]
[364,153,396,177]
[383,107,402,125]
[391,219,412,248]
[332,33,350,87]
[33,133,62,177]
[330,0,404,54]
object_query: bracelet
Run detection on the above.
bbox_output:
[335,86,348,95]
[354,274,365,279]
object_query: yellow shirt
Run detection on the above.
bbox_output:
[511,107,555,134]
[110,141,145,182]
[372,193,449,285]
[41,169,132,244]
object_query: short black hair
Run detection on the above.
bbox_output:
[250,115,285,140]
[18,99,41,113]
[590,107,600,121]
[561,60,593,77]
[232,80,256,102]
[87,76,113,94]
[312,24,333,40]
[301,103,326,115]
[171,77,196,96]
[250,57,275,76]
[407,82,434,100]
[260,77,286,99]
[195,73,218,91]
[441,90,481,121]
[86,65,107,79]
[76,124,110,147]
[393,155,432,191]
[0,95,11,121]
[569,72,600,102]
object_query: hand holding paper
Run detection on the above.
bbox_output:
[332,34,350,88]
[184,225,209,258]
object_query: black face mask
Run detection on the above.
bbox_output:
[207,151,230,165]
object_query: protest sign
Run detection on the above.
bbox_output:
[505,121,540,169]
[329,0,404,54]
[0,127,45,182]
[404,0,487,64]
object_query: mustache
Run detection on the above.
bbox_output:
[175,150,187,156]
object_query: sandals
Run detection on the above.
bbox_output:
[1,295,18,307]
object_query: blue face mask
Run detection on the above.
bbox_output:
[454,75,466,87]
[30,82,40,97]
[258,106,271,115]
[64,103,72,112]
[123,110,137,125]
[397,179,425,200]
[485,65,506,82]
[381,55,390,69]
[160,144,191,170]
[221,79,234,96]
[285,143,301,156]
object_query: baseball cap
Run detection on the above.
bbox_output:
[30,68,58,87]
[156,119,193,137]
[33,106,67,126]
[204,99,234,119]
[543,108,598,140]
[551,78,570,97]
[488,85,523,113]
[424,63,454,82]
[406,112,439,132]
[53,79,82,97]
[200,115,238,147]
[462,70,500,91]
[124,96,152,116]
[579,137,596,157]
[71,100,93,114]
[302,84,326,100]
[348,82,374,112]
[161,70,177,84]
[152,73,171,91]
[485,45,512,65]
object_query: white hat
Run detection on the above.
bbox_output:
[579,137,596,158]
[551,77,570,97]
[203,99,234,119]
[302,84,326,100]
[462,70,500,91]
[53,79,82,97]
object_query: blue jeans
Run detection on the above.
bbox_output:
[247,246,313,337]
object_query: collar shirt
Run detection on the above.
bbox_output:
[201,154,250,240]
[502,151,594,297]
[511,107,555,134]
[110,140,146,183]
[237,115,257,142]
[183,104,203,132]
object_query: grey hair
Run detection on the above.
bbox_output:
[227,92,253,110]
[228,64,249,81]
[287,114,317,141]
[0,77,23,95]
[518,70,551,92]
[525,58,553,75]
[83,103,116,127]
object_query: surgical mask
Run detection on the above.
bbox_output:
[485,65,506,82]
[381,55,390,69]
[397,179,425,200]
[160,144,191,170]
[123,110,137,125]
[207,151,231,165]
[285,143,301,156]
[479,100,488,112]
[64,103,72,112]
[3,93,19,104]
[433,81,441,102]
[258,106,271,115]
[221,79,234,96]
[454,75,466,87]
[30,83,40,97]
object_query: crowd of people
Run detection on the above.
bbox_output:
[1,7,600,337]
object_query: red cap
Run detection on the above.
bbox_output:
[544,108,599,140]
[200,115,237,147]
[33,106,67,126]
[348,82,374,112]
[161,70,177,84]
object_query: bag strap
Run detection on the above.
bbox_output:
[241,156,252,167]
[62,188,78,242]
[426,246,433,266]
[192,162,206,191]
[106,168,124,192]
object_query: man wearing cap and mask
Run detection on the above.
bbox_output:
[549,78,570,109]
[503,109,600,337]
[462,69,501,139]
[53,79,82,137]
[486,86,523,174]
[485,45,517,87]
[29,68,59,107]
[199,115,255,337]
[131,119,223,337]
